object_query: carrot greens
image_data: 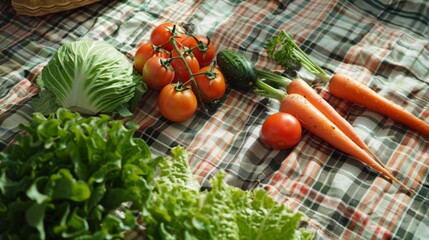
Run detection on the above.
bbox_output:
[265,30,331,83]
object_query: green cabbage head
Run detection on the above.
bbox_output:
[33,40,143,116]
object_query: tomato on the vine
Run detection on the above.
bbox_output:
[193,66,226,103]
[158,84,197,122]
[134,42,168,73]
[170,47,200,83]
[260,112,302,150]
[142,56,175,90]
[181,35,215,67]
[150,22,186,51]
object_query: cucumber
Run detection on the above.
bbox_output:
[216,50,257,91]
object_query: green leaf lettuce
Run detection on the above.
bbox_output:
[0,108,158,239]
[143,146,314,240]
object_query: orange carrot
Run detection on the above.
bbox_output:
[286,78,388,169]
[287,78,370,149]
[280,93,410,192]
[255,79,410,192]
[329,73,429,137]
[266,30,429,137]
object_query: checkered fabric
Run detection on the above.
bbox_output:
[1,0,428,239]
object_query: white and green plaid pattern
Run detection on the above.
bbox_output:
[1,1,428,239]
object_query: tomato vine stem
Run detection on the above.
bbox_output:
[169,32,208,114]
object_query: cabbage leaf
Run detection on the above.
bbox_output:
[32,40,145,116]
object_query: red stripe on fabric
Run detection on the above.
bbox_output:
[283,1,336,44]
[0,79,39,114]
[188,92,258,180]
[130,91,162,130]
[390,133,420,185]
[212,1,275,50]
[0,18,49,51]
[388,131,429,197]
[265,134,334,211]
[349,176,404,238]
[346,26,400,73]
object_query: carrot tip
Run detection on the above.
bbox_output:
[391,176,415,195]
[364,149,414,194]
[365,149,389,169]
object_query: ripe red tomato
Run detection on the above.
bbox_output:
[193,66,226,103]
[260,112,302,150]
[142,56,175,90]
[158,84,198,122]
[134,42,168,73]
[181,35,215,67]
[150,22,186,51]
[170,47,200,83]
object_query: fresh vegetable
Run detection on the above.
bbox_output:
[141,146,314,240]
[150,21,186,51]
[280,94,408,189]
[217,50,385,165]
[255,80,411,192]
[0,108,313,239]
[216,49,405,187]
[32,40,144,117]
[193,66,226,103]
[136,22,225,118]
[261,73,382,160]
[171,46,200,83]
[0,108,159,239]
[142,56,175,90]
[158,83,198,122]
[285,78,388,169]
[266,30,429,137]
[261,112,302,149]
[134,42,169,73]
[216,49,295,92]
[329,73,429,137]
[181,35,216,67]
[216,49,258,91]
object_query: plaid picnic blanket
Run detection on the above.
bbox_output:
[1,0,429,239]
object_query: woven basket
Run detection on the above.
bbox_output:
[12,0,101,16]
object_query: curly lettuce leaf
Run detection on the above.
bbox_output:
[200,172,240,240]
[0,108,159,239]
[142,147,313,240]
[142,146,208,240]
[232,188,303,240]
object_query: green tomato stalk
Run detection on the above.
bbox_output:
[188,35,212,57]
[169,27,209,114]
